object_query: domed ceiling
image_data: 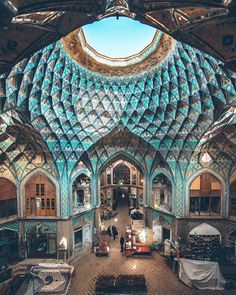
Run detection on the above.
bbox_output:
[1,25,236,177]
[0,0,236,179]
[0,0,236,73]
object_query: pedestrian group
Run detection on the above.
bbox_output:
[106,225,125,253]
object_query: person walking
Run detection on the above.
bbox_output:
[112,225,118,240]
[120,235,125,252]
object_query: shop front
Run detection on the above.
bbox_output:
[152,209,174,245]
[26,223,57,258]
[73,214,93,254]
[125,220,152,257]
[188,223,221,261]
[0,228,19,264]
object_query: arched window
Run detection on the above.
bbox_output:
[229,180,236,217]
[25,173,56,217]
[0,178,17,219]
[189,172,221,216]
[113,164,130,185]
[72,173,91,209]
[152,173,172,212]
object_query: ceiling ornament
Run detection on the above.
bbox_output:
[62,28,175,77]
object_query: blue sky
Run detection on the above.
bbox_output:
[82,16,156,58]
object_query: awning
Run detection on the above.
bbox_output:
[189,223,220,236]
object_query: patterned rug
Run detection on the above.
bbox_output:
[26,263,74,295]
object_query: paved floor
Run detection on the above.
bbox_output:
[68,201,236,295]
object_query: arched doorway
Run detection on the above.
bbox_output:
[113,163,131,206]
[25,173,56,217]
[99,159,144,221]
[152,173,172,213]
[0,178,17,219]
[72,173,91,211]
[189,172,222,216]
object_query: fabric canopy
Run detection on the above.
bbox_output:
[179,259,225,290]
[189,223,220,236]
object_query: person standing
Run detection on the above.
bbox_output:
[120,235,125,252]
[112,225,118,240]
[107,226,112,238]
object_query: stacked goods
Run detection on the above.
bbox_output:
[189,235,221,261]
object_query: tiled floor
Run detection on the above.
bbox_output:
[68,201,236,295]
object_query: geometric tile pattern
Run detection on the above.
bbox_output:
[175,164,184,217]
[60,170,70,217]
[82,125,166,175]
[188,107,236,179]
[0,110,57,180]
[1,39,236,176]
[1,24,236,219]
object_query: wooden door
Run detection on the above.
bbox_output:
[25,174,56,217]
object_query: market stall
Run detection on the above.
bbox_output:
[94,230,110,257]
[125,220,152,257]
[130,208,143,220]
[188,223,221,261]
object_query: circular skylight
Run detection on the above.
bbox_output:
[82,16,156,59]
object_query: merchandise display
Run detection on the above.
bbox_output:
[94,231,110,257]
[124,220,152,256]
[189,235,221,261]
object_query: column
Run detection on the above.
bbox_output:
[174,164,185,218]
[60,168,70,218]
[91,172,98,207]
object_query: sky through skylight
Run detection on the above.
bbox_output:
[82,16,156,58]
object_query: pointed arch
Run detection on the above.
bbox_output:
[20,167,60,218]
[186,168,225,217]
